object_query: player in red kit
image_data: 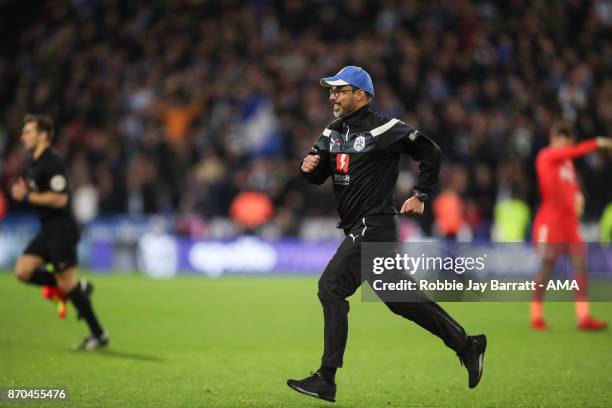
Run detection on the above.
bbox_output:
[531,121,612,330]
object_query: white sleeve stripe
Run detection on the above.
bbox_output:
[322,128,332,137]
[370,118,400,137]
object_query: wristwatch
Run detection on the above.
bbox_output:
[412,190,429,202]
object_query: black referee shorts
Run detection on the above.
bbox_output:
[23,218,80,273]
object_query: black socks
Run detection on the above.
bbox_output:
[67,284,104,337]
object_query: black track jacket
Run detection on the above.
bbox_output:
[301,105,441,230]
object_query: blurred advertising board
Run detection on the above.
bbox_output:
[1,216,611,280]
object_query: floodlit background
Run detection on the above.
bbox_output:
[0,1,611,407]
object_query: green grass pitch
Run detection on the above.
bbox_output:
[1,272,611,407]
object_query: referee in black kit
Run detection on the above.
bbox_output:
[286,67,486,402]
[10,114,108,350]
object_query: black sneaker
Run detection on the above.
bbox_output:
[458,334,487,388]
[287,371,336,402]
[74,332,109,351]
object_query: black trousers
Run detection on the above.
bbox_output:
[318,214,468,368]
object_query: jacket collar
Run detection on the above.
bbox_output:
[342,104,372,128]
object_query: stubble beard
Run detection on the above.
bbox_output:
[333,100,355,118]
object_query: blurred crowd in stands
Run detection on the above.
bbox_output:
[1,0,612,241]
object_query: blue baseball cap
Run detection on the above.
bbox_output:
[320,66,375,96]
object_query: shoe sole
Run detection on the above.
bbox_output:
[287,382,335,403]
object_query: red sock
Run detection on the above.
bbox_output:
[574,274,589,321]
[530,301,543,322]
[531,277,546,321]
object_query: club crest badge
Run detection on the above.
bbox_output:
[50,175,67,192]
[353,135,365,152]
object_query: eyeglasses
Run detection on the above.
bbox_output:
[329,87,356,97]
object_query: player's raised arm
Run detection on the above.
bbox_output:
[542,121,612,162]
[544,139,599,162]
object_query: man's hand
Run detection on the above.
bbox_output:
[301,154,320,173]
[11,178,28,202]
[400,196,425,215]
[596,137,612,150]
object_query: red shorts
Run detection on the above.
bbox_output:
[532,220,585,260]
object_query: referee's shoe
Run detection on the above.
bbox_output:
[287,371,336,402]
[74,332,109,351]
[458,334,487,388]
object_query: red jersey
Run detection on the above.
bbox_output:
[533,139,598,242]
